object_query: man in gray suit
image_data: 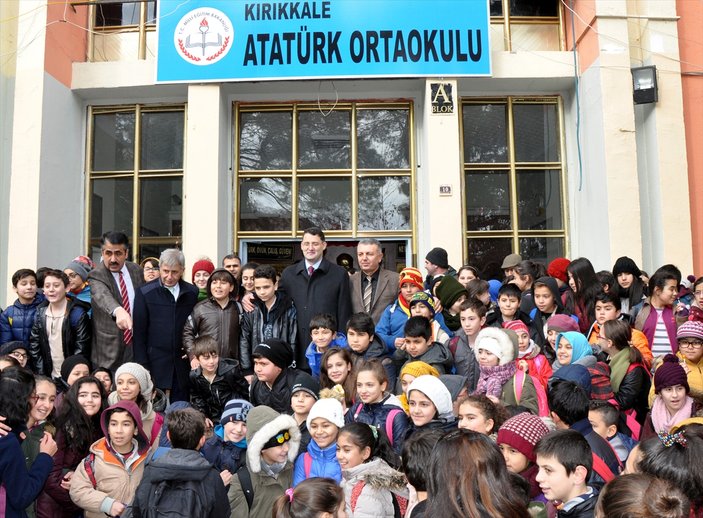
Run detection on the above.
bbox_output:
[349,239,400,324]
[88,231,144,371]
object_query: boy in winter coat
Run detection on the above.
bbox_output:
[393,316,453,376]
[304,313,348,377]
[228,405,301,518]
[293,397,343,485]
[530,276,576,360]
[202,399,251,476]
[0,268,44,347]
[448,298,486,392]
[249,338,299,413]
[69,401,150,518]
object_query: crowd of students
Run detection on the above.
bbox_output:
[1,229,702,518]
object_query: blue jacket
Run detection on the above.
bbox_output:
[292,439,341,486]
[201,424,247,474]
[0,295,44,346]
[345,393,409,455]
[375,300,409,352]
[304,332,348,377]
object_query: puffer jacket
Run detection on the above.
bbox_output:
[0,294,44,346]
[305,332,348,377]
[340,457,408,518]
[28,298,91,378]
[182,296,241,360]
[189,358,249,423]
[375,300,409,353]
[249,367,299,413]
[346,394,409,454]
[239,293,297,373]
[293,439,341,486]
[447,330,480,392]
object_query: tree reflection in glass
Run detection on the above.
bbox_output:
[240,112,292,170]
[298,178,351,230]
[239,178,292,231]
[357,110,410,170]
[358,177,410,230]
[298,111,351,169]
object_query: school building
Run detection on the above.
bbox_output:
[1,0,701,304]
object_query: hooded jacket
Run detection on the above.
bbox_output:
[69,401,150,518]
[189,358,249,423]
[182,295,242,361]
[228,406,300,518]
[292,438,342,486]
[340,457,409,518]
[0,293,45,346]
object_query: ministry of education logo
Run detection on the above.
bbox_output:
[174,7,232,65]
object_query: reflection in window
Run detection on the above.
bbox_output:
[519,237,564,265]
[240,112,292,170]
[491,0,561,51]
[95,1,156,27]
[298,178,351,230]
[509,0,558,17]
[513,104,559,162]
[468,238,513,278]
[93,113,135,171]
[140,178,182,237]
[357,110,410,169]
[465,172,511,231]
[298,111,351,169]
[141,111,184,170]
[90,178,133,239]
[358,177,410,230]
[239,178,292,231]
[517,170,562,230]
[463,104,507,163]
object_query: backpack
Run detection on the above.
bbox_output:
[352,403,403,446]
[142,478,207,518]
[588,362,644,440]
[351,480,407,518]
[83,453,97,489]
[514,369,549,417]
[236,465,255,510]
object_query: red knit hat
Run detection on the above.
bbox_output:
[192,258,215,282]
[399,267,424,291]
[547,258,571,283]
[497,412,550,462]
[503,320,529,336]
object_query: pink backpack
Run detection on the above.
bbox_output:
[353,403,403,446]
[514,370,549,417]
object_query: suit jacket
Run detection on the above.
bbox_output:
[350,268,400,324]
[88,261,143,371]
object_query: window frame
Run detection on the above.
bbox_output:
[491,0,565,51]
[88,0,156,61]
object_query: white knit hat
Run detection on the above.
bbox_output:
[114,362,154,400]
[475,327,516,365]
[408,375,454,421]
[306,398,345,430]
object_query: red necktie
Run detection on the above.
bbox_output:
[118,271,133,345]
[308,266,314,276]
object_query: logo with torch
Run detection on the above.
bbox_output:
[174,7,232,65]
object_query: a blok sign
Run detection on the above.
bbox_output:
[156,0,491,83]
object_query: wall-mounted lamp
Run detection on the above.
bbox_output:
[631,65,658,104]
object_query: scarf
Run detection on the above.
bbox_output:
[397,295,411,317]
[651,395,694,434]
[260,458,287,479]
[609,347,631,393]
[518,340,537,359]
[474,362,517,398]
[442,310,462,332]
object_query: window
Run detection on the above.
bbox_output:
[461,97,567,275]
[235,102,414,241]
[91,0,157,61]
[87,105,185,262]
[491,0,562,51]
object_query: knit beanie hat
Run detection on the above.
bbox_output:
[399,267,424,291]
[547,258,570,283]
[677,320,703,341]
[60,354,91,382]
[547,314,579,334]
[503,320,529,336]
[115,362,154,400]
[408,375,454,421]
[253,338,294,370]
[65,260,91,282]
[0,341,27,356]
[191,258,215,282]
[475,327,516,365]
[612,256,642,279]
[400,361,440,381]
[306,398,345,430]
[497,412,550,463]
[409,292,436,317]
[654,354,689,394]
[290,372,320,400]
[555,331,593,364]
[221,399,253,425]
[425,247,449,269]
[550,364,592,394]
[435,275,469,309]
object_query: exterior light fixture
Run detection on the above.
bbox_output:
[631,65,658,104]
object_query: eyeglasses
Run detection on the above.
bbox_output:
[143,267,158,272]
[66,272,80,279]
[679,339,703,349]
[10,350,28,360]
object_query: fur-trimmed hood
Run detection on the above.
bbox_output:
[475,327,516,365]
[342,457,408,493]
[245,405,300,473]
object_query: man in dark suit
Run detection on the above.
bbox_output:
[349,239,399,324]
[278,227,352,372]
[133,248,198,402]
[88,231,144,371]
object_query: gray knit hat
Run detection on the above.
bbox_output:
[65,260,91,282]
[114,362,154,400]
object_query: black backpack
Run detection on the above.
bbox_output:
[236,465,255,510]
[142,478,208,518]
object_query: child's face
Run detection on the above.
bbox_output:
[224,420,247,443]
[533,286,556,314]
[30,380,56,424]
[198,352,219,374]
[400,374,416,396]
[209,277,234,301]
[193,270,210,290]
[477,291,491,306]
[291,391,316,416]
[517,331,530,352]
[347,328,372,353]
[499,444,530,474]
[254,358,282,384]
[355,370,386,404]
[117,373,141,402]
[311,327,335,351]
[404,335,431,358]
[679,337,703,364]
[653,279,678,307]
[460,308,485,337]
[547,329,558,349]
[43,275,67,303]
[261,441,290,465]
[536,454,584,503]
[14,276,37,303]
[694,284,703,308]
[458,269,476,286]
[588,410,615,440]
[254,277,277,303]
[498,295,520,319]
[478,348,500,367]
[400,282,421,303]
[408,390,437,427]
[309,417,339,449]
[450,294,468,314]
[8,348,28,368]
[64,269,84,292]
[67,364,90,386]
[108,410,137,452]
[556,337,574,366]
[241,268,256,292]
[660,384,687,414]
[410,303,433,319]
[325,352,351,384]
[336,432,370,470]
[77,382,102,417]
[617,272,634,289]
[457,401,493,434]
[94,371,113,393]
[595,301,619,325]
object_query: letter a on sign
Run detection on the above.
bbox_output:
[431,83,454,114]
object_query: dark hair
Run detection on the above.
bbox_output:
[597,270,616,293]
[35,267,51,289]
[346,312,375,336]
[92,367,114,391]
[616,274,647,310]
[309,313,337,333]
[458,394,508,434]
[426,430,530,518]
[222,253,239,264]
[693,276,703,292]
[253,264,277,282]
[514,261,539,286]
[535,429,592,478]
[603,320,643,365]
[241,262,259,273]
[168,408,206,450]
[205,268,237,299]
[404,316,431,340]
[595,289,621,311]
[273,477,345,518]
[0,355,21,368]
[402,429,444,491]
[0,366,35,429]
[319,347,355,406]
[11,268,37,288]
[356,358,389,386]
[649,267,680,304]
[498,283,522,301]
[100,231,129,248]
[466,279,489,300]
[139,257,159,269]
[302,227,326,241]
[457,265,479,280]
[596,473,690,518]
[547,379,589,425]
[459,297,488,318]
[103,406,137,432]
[339,422,401,469]
[658,264,682,285]
[567,258,601,325]
[192,335,219,358]
[43,268,69,287]
[588,400,620,428]
[55,376,106,454]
